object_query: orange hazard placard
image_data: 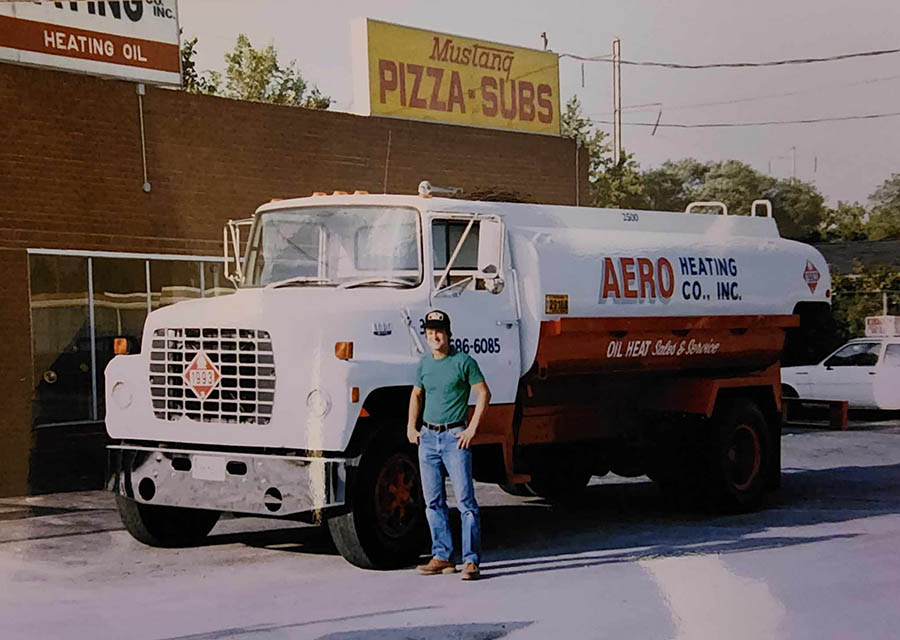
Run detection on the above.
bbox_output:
[183,351,221,401]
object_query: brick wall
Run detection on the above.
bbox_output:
[0,63,587,496]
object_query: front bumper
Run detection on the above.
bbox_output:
[108,445,347,516]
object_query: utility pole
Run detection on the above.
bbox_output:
[791,146,797,181]
[613,38,622,166]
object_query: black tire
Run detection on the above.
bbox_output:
[498,482,535,497]
[706,398,770,512]
[327,434,426,569]
[524,446,592,501]
[647,421,708,506]
[116,495,220,547]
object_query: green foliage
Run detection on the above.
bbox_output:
[819,201,868,241]
[831,264,900,342]
[180,35,219,95]
[180,33,330,109]
[560,96,648,208]
[766,178,826,241]
[688,160,775,217]
[867,173,900,240]
[638,159,826,239]
[642,159,707,211]
[592,151,649,209]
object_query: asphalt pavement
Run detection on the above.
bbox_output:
[1,417,899,639]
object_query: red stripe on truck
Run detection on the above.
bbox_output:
[535,314,799,377]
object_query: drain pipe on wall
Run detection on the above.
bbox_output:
[575,138,580,206]
[137,83,151,193]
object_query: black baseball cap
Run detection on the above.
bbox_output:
[423,309,451,333]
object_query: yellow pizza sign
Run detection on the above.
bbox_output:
[352,19,560,135]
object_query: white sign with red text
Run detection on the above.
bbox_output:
[0,1,181,85]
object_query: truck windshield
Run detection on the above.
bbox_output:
[245,206,422,288]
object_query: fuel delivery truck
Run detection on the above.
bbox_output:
[105,185,831,568]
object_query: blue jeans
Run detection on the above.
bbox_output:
[418,426,481,565]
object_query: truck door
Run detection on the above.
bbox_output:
[873,343,900,410]
[413,214,521,405]
[814,341,882,408]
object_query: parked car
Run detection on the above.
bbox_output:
[781,317,900,410]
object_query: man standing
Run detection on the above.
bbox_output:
[408,310,491,581]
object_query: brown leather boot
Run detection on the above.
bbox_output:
[460,562,480,581]
[416,557,458,575]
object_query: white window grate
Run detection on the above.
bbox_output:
[149,328,275,425]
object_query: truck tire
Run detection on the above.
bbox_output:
[115,495,220,547]
[524,446,592,502]
[526,469,591,502]
[328,435,425,569]
[706,398,770,512]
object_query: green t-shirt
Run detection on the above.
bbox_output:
[415,348,485,425]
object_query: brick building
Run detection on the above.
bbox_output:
[0,63,587,497]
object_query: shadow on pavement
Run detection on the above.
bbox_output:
[205,522,338,556]
[181,462,900,575]
[157,607,446,640]
[314,622,532,640]
[469,461,900,577]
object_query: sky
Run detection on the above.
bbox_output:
[178,0,900,207]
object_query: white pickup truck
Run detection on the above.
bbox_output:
[782,316,900,410]
[105,187,831,568]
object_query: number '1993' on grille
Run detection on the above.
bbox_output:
[148,328,275,425]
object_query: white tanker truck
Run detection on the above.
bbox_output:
[105,187,831,568]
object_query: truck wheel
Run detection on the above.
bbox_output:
[526,468,591,501]
[115,495,220,547]
[328,435,425,569]
[525,446,592,502]
[707,398,770,512]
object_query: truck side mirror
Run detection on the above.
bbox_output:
[477,218,504,278]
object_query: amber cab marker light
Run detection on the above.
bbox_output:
[351,387,360,403]
[312,191,327,196]
[335,341,354,360]
[826,289,831,298]
[114,338,129,355]
[354,190,369,195]
[332,190,348,195]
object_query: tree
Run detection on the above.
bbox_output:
[867,173,900,240]
[765,178,826,241]
[688,160,775,217]
[819,201,868,241]
[592,150,649,209]
[642,159,708,212]
[832,264,900,342]
[180,33,330,109]
[180,35,219,95]
[639,158,825,238]
[560,96,648,208]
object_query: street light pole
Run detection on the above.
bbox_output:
[613,38,622,166]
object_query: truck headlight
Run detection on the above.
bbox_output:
[112,381,133,409]
[306,389,332,417]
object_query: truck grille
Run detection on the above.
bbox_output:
[149,328,275,425]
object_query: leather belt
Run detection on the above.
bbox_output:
[422,420,466,433]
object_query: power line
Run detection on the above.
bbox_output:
[591,111,900,129]
[590,74,900,117]
[560,46,900,69]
